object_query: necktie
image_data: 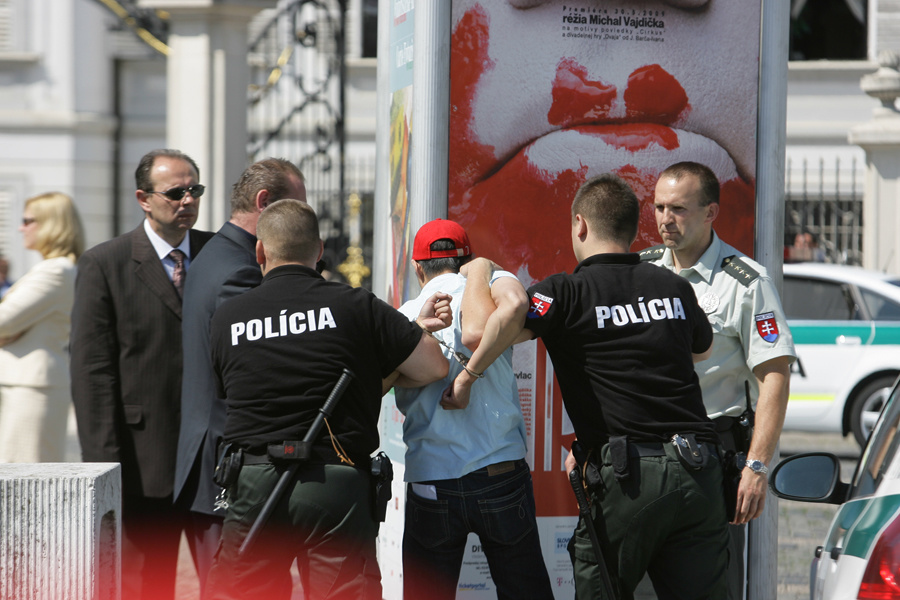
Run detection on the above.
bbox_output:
[169,249,186,298]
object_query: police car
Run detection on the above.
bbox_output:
[782,263,900,447]
[771,378,900,599]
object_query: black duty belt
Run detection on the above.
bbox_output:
[242,451,274,466]
[628,442,667,458]
[241,447,356,467]
[627,440,719,459]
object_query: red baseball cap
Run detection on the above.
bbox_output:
[412,219,472,261]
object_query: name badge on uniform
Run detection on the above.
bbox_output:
[755,312,779,342]
[528,292,553,319]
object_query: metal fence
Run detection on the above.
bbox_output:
[317,155,375,288]
[784,155,865,265]
[248,0,365,284]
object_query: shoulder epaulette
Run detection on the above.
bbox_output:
[721,255,759,287]
[639,245,666,262]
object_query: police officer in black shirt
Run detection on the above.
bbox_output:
[204,199,450,600]
[451,175,729,599]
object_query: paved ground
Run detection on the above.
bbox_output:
[64,409,860,599]
[776,431,860,600]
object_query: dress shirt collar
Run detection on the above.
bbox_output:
[143,218,191,261]
[662,230,722,284]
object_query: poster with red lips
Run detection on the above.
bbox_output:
[449,1,759,284]
[447,0,761,550]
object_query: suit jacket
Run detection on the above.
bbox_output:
[71,224,213,499]
[0,256,76,388]
[174,222,262,515]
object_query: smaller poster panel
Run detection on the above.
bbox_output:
[376,391,407,597]
[387,0,416,307]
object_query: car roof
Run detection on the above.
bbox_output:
[784,263,900,300]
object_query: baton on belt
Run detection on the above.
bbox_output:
[568,464,618,599]
[238,368,356,557]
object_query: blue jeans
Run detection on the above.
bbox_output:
[402,459,554,600]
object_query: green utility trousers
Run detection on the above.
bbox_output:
[205,462,380,600]
[570,442,730,600]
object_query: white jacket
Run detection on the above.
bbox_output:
[0,256,76,387]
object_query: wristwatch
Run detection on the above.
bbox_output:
[745,459,769,475]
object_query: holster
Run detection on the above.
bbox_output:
[714,415,752,523]
[371,451,393,522]
[730,413,753,454]
[213,443,243,488]
[609,436,630,481]
[572,440,603,491]
[721,449,747,522]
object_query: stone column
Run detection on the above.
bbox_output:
[849,50,900,274]
[138,0,277,231]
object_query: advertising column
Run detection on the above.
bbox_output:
[446,1,761,598]
[376,1,772,598]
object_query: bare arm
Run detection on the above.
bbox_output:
[731,354,792,524]
[386,292,452,390]
[460,258,499,350]
[441,274,528,410]
[392,333,449,388]
[381,371,400,396]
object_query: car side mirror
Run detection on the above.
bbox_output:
[769,452,850,505]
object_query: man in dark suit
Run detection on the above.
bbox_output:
[173,157,306,590]
[71,148,214,600]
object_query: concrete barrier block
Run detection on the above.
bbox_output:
[0,463,121,600]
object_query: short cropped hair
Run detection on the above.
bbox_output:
[571,174,639,247]
[25,192,86,260]
[659,162,720,206]
[231,158,305,215]
[417,240,472,278]
[257,199,320,264]
[135,149,200,192]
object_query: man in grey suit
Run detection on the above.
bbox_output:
[71,148,214,600]
[174,157,306,590]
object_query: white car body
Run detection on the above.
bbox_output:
[782,263,900,445]
[772,378,900,600]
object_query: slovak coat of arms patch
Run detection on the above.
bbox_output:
[755,312,779,342]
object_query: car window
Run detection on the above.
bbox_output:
[859,288,900,321]
[783,276,861,320]
[849,383,900,500]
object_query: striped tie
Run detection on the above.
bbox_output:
[169,249,186,298]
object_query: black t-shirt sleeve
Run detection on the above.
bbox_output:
[524,277,562,340]
[370,293,425,377]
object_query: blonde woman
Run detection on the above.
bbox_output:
[0,192,84,462]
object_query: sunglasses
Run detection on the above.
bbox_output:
[148,184,205,202]
[22,217,36,226]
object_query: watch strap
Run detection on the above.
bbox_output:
[745,459,769,475]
